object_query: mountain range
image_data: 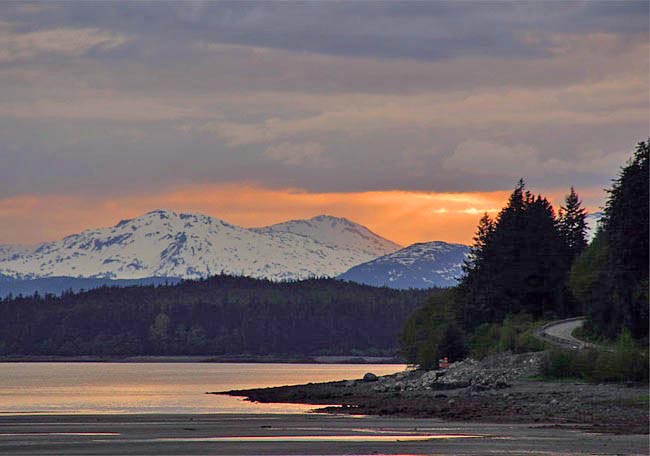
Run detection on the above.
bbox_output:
[0,209,605,297]
[0,210,400,282]
[585,211,604,241]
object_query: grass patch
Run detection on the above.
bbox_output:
[541,340,649,384]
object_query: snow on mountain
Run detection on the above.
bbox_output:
[0,210,399,281]
[255,215,401,257]
[338,241,470,289]
[0,245,33,262]
[585,211,604,241]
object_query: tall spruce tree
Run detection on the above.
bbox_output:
[459,180,569,327]
[582,141,649,339]
[464,213,495,271]
[523,195,567,316]
[558,187,588,263]
[458,213,496,326]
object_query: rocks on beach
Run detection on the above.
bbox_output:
[220,350,649,434]
[370,351,543,393]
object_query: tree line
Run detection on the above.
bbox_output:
[0,276,435,357]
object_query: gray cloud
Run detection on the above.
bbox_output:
[0,1,647,201]
[1,1,647,62]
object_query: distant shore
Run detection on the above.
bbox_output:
[0,354,404,364]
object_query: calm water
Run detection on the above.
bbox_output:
[0,363,405,415]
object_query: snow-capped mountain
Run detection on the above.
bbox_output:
[0,210,399,281]
[585,211,604,241]
[255,215,401,257]
[338,241,470,289]
[0,244,33,262]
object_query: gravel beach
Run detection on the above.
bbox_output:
[220,352,650,435]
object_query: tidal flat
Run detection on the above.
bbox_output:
[1,413,648,455]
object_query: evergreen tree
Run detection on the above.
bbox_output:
[558,186,588,262]
[399,289,460,369]
[521,195,567,317]
[458,213,496,325]
[581,141,649,339]
[437,323,468,362]
[463,213,495,275]
[459,180,570,326]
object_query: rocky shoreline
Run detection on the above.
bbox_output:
[216,352,649,435]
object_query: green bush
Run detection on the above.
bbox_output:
[541,349,583,379]
[470,323,501,359]
[469,314,547,359]
[541,332,649,383]
[399,288,469,369]
[516,329,547,353]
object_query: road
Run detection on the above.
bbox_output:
[535,317,590,349]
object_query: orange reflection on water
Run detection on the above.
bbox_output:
[149,434,484,442]
[0,362,406,415]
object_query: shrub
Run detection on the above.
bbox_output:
[437,323,469,362]
[541,349,582,379]
[516,329,547,353]
[469,314,546,359]
[541,333,649,383]
[399,288,469,369]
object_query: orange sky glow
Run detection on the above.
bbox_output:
[0,183,603,247]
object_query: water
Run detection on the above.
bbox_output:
[0,363,405,415]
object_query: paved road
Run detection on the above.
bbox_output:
[535,317,590,349]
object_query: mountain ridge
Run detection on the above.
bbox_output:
[338,240,470,289]
[253,214,401,257]
[0,210,400,281]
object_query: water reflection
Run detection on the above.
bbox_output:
[0,362,405,414]
[0,433,120,437]
[137,434,484,442]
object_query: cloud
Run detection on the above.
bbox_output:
[0,2,646,208]
[0,91,205,121]
[264,142,332,167]
[3,1,646,62]
[0,24,130,63]
[202,72,647,148]
[444,140,541,177]
[444,140,633,179]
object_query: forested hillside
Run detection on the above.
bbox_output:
[400,140,649,371]
[0,276,434,357]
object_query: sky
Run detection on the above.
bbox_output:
[0,1,648,246]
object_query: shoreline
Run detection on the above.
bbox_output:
[217,365,650,435]
[0,355,404,364]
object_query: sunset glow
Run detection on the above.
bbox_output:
[0,184,605,246]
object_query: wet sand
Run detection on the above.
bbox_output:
[0,413,647,455]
